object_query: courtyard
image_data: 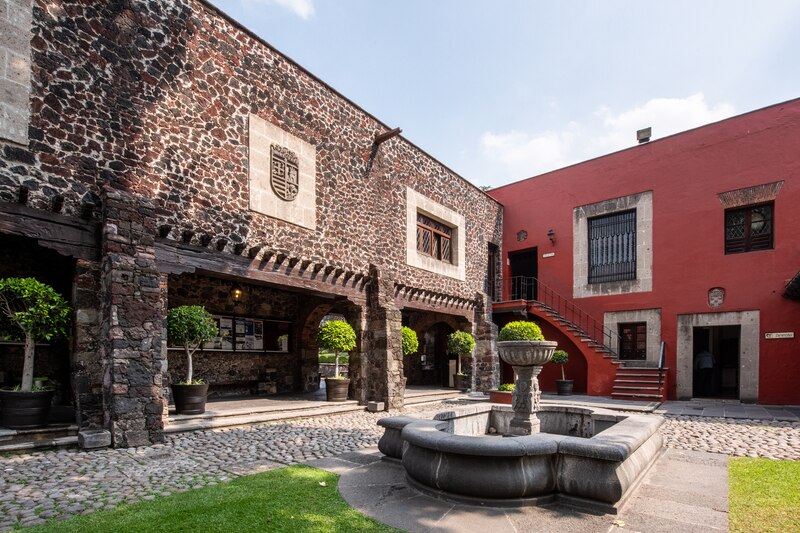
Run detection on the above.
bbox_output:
[1,398,799,531]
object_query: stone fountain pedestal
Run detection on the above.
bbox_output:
[497,340,558,436]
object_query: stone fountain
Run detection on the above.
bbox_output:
[497,339,558,435]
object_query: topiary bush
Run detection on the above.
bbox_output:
[498,383,515,392]
[551,349,569,380]
[498,321,544,342]
[401,326,419,357]
[447,330,475,375]
[167,305,218,383]
[0,277,71,392]
[317,320,356,379]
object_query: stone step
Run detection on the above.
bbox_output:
[0,424,79,453]
[164,402,365,434]
[405,391,465,405]
[612,385,661,391]
[611,392,663,400]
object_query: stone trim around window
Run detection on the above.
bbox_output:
[406,187,465,281]
[573,191,653,298]
[717,181,784,209]
[604,308,662,364]
[0,0,32,145]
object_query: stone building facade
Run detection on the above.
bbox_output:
[0,0,503,447]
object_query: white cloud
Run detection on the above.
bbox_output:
[250,0,315,19]
[480,93,736,184]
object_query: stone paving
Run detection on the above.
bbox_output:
[1,401,799,531]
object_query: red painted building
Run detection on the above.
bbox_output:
[489,98,800,405]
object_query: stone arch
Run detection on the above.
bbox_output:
[404,312,472,387]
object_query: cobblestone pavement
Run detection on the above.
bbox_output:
[2,404,799,530]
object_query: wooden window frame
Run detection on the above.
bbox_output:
[724,202,774,254]
[416,213,453,264]
[618,322,647,360]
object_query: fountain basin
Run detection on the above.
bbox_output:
[377,404,663,512]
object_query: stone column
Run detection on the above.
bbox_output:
[472,292,499,392]
[364,265,404,410]
[71,259,103,428]
[100,188,166,447]
[509,365,542,435]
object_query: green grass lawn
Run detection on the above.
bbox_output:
[23,465,398,533]
[729,457,800,533]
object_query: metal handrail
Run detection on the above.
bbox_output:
[658,341,666,390]
[507,276,620,357]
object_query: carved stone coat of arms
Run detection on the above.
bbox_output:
[270,144,299,201]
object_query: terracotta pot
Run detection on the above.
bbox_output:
[0,389,55,429]
[556,380,574,396]
[497,340,558,367]
[325,378,350,402]
[488,390,513,404]
[171,383,209,415]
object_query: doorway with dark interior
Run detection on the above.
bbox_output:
[692,325,740,399]
[509,248,538,300]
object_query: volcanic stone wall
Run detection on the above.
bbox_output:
[0,0,502,302]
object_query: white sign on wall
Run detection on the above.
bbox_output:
[765,332,794,339]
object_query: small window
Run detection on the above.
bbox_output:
[588,210,636,284]
[725,203,773,254]
[618,322,646,360]
[417,213,453,263]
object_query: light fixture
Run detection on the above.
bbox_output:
[231,286,243,302]
[547,229,556,244]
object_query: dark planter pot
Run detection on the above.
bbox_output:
[452,374,469,391]
[556,380,574,396]
[0,389,55,429]
[171,383,209,415]
[488,390,513,404]
[325,378,350,402]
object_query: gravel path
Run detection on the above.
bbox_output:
[1,403,799,530]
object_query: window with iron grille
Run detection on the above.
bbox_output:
[588,210,636,284]
[618,322,646,360]
[725,203,773,254]
[416,213,453,263]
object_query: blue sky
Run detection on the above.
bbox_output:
[209,0,800,187]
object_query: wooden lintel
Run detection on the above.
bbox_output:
[155,240,367,302]
[0,201,100,260]
[374,127,402,146]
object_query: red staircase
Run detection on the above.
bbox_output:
[528,301,620,363]
[611,366,668,401]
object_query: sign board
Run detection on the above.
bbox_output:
[542,252,555,258]
[765,332,794,339]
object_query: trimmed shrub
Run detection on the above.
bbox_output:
[447,331,475,356]
[317,320,356,379]
[498,383,515,392]
[0,278,71,392]
[498,321,544,342]
[401,326,419,356]
[167,305,218,383]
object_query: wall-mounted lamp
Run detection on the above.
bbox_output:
[547,229,556,244]
[231,286,244,303]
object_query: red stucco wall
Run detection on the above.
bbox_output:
[490,99,800,404]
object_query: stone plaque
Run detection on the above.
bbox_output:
[517,230,528,241]
[708,287,725,309]
[270,144,299,201]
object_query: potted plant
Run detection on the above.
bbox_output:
[447,330,475,391]
[497,320,557,367]
[167,305,218,415]
[0,277,70,429]
[551,349,573,395]
[317,319,356,401]
[489,383,514,404]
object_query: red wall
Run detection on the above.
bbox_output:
[490,99,800,405]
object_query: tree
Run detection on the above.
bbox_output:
[401,326,419,357]
[167,306,218,383]
[317,320,356,379]
[447,330,475,374]
[0,278,71,392]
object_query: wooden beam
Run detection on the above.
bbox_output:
[155,240,368,303]
[374,127,402,146]
[0,202,100,260]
